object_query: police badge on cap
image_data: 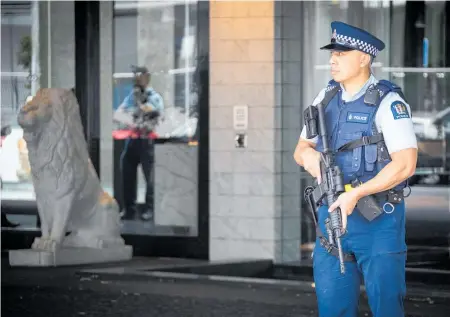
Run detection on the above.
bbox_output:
[320,21,385,58]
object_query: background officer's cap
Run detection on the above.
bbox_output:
[131,65,150,76]
[320,21,385,58]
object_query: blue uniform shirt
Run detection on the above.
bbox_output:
[122,87,164,112]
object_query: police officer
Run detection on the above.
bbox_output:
[294,22,418,317]
[119,66,164,221]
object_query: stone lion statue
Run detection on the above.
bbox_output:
[17,88,125,251]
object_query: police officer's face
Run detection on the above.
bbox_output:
[138,73,151,87]
[329,50,371,82]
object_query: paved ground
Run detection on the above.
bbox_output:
[2,257,450,317]
[3,285,319,317]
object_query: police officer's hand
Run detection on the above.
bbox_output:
[302,148,322,184]
[140,104,154,113]
[328,191,360,230]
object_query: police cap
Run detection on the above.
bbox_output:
[320,21,385,58]
[131,65,150,75]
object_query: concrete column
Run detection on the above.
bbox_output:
[209,0,281,261]
[274,1,304,263]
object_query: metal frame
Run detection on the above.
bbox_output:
[75,0,101,173]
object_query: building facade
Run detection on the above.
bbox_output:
[2,1,449,267]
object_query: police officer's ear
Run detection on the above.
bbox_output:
[359,53,372,69]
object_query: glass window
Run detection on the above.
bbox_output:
[1,1,76,229]
[109,0,199,236]
[299,0,392,255]
[113,0,199,141]
[1,1,36,200]
[299,0,450,270]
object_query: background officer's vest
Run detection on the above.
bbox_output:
[315,79,408,191]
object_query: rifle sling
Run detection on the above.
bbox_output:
[315,227,356,262]
[320,85,341,108]
[337,134,384,152]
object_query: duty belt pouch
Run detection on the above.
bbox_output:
[387,189,404,204]
[357,194,383,221]
[352,179,383,222]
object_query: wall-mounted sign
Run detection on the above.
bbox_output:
[233,105,248,131]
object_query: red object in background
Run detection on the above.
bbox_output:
[112,129,158,140]
[0,135,7,148]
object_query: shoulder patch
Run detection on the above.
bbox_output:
[390,101,410,120]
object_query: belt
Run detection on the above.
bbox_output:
[344,181,404,203]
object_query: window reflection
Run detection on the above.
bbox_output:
[111,0,199,236]
[113,0,199,141]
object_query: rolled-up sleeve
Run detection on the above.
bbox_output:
[149,91,164,112]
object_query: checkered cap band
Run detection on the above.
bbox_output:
[335,33,379,56]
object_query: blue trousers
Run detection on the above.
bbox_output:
[120,138,154,209]
[313,201,407,317]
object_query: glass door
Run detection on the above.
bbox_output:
[100,0,203,237]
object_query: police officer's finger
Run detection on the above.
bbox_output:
[304,161,319,180]
[316,162,322,184]
[341,208,347,230]
[328,200,339,213]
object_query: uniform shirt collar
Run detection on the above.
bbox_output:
[340,74,378,102]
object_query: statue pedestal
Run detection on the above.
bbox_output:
[9,246,133,267]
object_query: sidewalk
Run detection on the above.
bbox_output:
[2,256,450,317]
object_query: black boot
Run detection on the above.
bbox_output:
[120,205,138,221]
[140,206,153,222]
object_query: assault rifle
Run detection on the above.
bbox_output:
[132,92,160,135]
[130,67,160,135]
[303,100,347,274]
